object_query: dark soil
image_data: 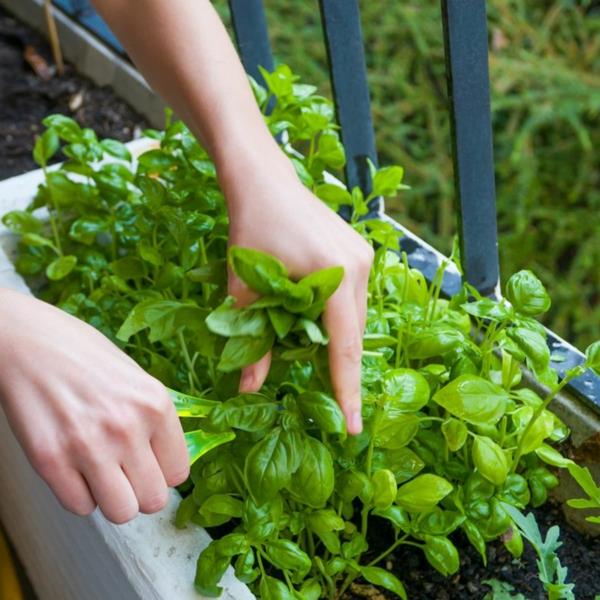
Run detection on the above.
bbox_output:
[343,501,600,600]
[0,6,147,181]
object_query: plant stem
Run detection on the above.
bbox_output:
[367,534,409,566]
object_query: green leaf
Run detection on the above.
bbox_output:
[296,391,346,436]
[507,327,550,371]
[505,270,551,316]
[288,436,334,508]
[372,469,397,510]
[371,447,425,483]
[168,388,219,418]
[42,114,82,142]
[585,341,600,373]
[442,418,468,452]
[315,132,345,168]
[69,216,109,244]
[217,331,275,372]
[267,307,296,338]
[116,299,192,343]
[423,535,460,576]
[396,474,453,512]
[100,138,132,161]
[33,128,60,167]
[407,325,465,359]
[208,393,279,432]
[244,428,302,505]
[194,542,230,597]
[535,444,574,469]
[461,298,512,322]
[372,505,410,530]
[472,436,509,486]
[206,297,269,337]
[46,255,77,281]
[315,183,352,209]
[265,539,311,576]
[197,494,243,527]
[371,165,405,198]
[373,412,420,449]
[382,368,430,412]
[184,429,235,466]
[259,576,296,600]
[229,246,288,296]
[433,375,508,426]
[1,210,43,234]
[359,566,407,600]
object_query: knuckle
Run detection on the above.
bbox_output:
[30,445,62,478]
[104,503,138,525]
[139,489,169,514]
[65,428,95,460]
[166,465,190,488]
[62,497,97,517]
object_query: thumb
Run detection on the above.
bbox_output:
[228,272,272,393]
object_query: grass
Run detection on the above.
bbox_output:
[213,0,600,349]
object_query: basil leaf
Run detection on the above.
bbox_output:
[359,566,407,600]
[433,375,508,426]
[396,474,453,512]
[296,391,346,436]
[423,535,460,576]
[206,297,269,337]
[184,429,235,465]
[245,428,303,505]
[46,255,77,281]
[208,393,279,432]
[217,330,275,372]
[382,368,430,412]
[288,436,335,508]
[472,435,509,486]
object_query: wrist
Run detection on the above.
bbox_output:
[214,136,299,208]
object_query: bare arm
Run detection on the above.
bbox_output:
[91,0,373,435]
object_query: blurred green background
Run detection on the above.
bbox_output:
[213,0,600,349]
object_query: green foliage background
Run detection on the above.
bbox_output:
[213,0,600,348]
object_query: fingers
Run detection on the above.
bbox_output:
[239,351,272,392]
[122,444,169,514]
[83,464,139,524]
[229,272,272,393]
[151,402,190,487]
[40,464,96,517]
[323,285,364,435]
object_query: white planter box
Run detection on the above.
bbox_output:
[0,146,254,600]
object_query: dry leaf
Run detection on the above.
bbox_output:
[23,44,53,80]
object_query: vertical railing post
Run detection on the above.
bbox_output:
[228,0,274,87]
[441,0,500,296]
[319,0,379,207]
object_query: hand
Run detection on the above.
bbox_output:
[0,289,189,524]
[219,150,374,435]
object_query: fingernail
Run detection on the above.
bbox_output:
[349,410,363,435]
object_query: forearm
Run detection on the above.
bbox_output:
[90,0,292,187]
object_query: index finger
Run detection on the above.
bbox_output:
[322,285,363,435]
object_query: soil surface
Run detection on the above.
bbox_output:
[343,501,600,600]
[0,6,147,181]
[2,7,600,600]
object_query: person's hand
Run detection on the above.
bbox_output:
[0,289,189,524]
[218,150,374,435]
